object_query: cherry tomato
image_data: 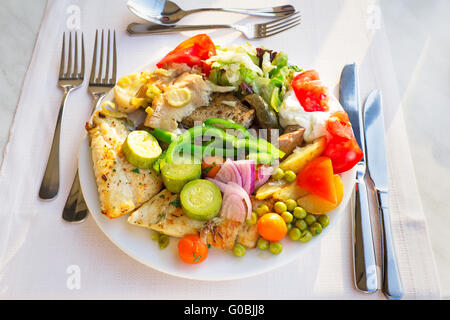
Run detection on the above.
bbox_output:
[324,138,363,174]
[257,213,288,242]
[178,234,208,264]
[297,156,337,204]
[156,34,216,73]
[201,156,224,178]
[292,70,329,112]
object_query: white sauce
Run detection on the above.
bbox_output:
[278,85,344,142]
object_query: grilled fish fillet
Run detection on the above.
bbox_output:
[87,111,163,219]
[200,218,259,250]
[181,93,255,128]
[145,72,212,131]
[128,189,206,237]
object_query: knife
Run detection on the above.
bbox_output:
[364,90,404,299]
[339,63,378,293]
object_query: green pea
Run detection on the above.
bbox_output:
[158,234,170,249]
[293,206,307,219]
[272,168,285,180]
[256,204,269,217]
[285,199,297,212]
[295,219,308,231]
[305,214,317,226]
[151,232,160,241]
[310,222,323,236]
[233,243,247,257]
[274,201,287,214]
[299,230,313,243]
[246,212,258,225]
[284,170,297,182]
[288,227,302,241]
[269,242,283,255]
[281,211,294,223]
[257,238,269,250]
[318,215,330,228]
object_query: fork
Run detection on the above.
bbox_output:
[39,32,85,200]
[127,11,301,39]
[62,29,117,222]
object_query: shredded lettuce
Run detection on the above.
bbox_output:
[207,43,302,112]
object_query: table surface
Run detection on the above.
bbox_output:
[0,0,449,299]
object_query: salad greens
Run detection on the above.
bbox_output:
[206,44,302,112]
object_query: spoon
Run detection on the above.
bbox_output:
[127,0,296,25]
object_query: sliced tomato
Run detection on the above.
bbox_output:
[297,156,337,204]
[326,111,353,141]
[292,70,320,84]
[156,34,216,73]
[292,80,330,112]
[323,138,363,174]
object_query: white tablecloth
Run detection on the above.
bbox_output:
[0,0,440,299]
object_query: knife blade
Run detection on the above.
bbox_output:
[364,90,404,299]
[339,63,378,293]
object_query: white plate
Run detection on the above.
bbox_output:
[78,67,355,281]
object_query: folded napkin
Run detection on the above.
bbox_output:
[0,0,440,299]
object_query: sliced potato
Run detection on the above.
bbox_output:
[296,174,344,214]
[272,182,308,202]
[255,179,286,200]
[279,136,327,174]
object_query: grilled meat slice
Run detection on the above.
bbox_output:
[182,93,255,128]
[278,127,305,158]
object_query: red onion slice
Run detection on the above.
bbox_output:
[215,159,243,187]
[234,160,255,194]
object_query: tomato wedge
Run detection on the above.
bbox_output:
[324,111,363,173]
[324,138,363,174]
[156,34,216,73]
[297,156,337,204]
[292,70,320,83]
[326,111,353,141]
[291,70,329,112]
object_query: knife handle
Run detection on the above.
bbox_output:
[353,167,378,293]
[376,189,404,299]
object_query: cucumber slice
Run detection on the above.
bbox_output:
[180,179,222,221]
[123,130,162,169]
[161,160,201,193]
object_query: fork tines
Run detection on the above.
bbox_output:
[89,29,117,86]
[59,31,85,80]
[262,11,302,37]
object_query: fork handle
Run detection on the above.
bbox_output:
[127,23,230,35]
[39,88,71,199]
[185,6,295,17]
[62,93,104,222]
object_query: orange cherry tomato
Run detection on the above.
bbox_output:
[178,234,208,264]
[297,156,337,204]
[257,213,288,242]
[201,156,224,178]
